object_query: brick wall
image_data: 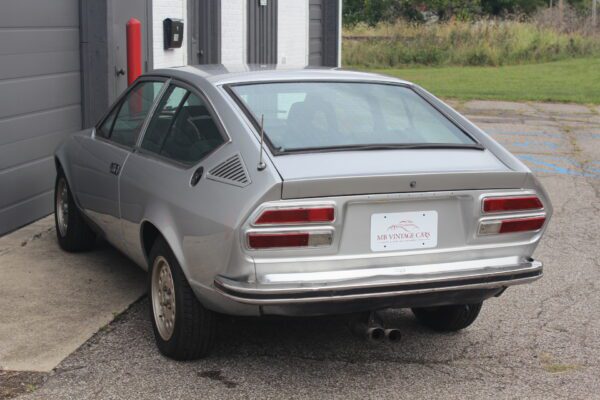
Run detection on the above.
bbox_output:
[152,0,187,68]
[221,0,246,64]
[277,0,308,65]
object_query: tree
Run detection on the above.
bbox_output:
[342,0,569,26]
[480,0,547,15]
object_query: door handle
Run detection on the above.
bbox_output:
[110,162,121,176]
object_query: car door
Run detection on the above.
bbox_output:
[118,82,229,268]
[71,79,166,250]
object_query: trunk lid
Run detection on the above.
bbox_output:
[271,149,526,199]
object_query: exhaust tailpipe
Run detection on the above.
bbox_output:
[384,328,401,342]
[367,326,385,341]
[349,321,385,342]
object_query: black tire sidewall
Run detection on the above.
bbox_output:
[54,171,95,251]
[148,237,215,359]
[148,239,180,354]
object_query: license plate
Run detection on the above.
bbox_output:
[371,211,438,252]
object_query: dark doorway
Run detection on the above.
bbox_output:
[247,0,278,64]
[309,0,339,67]
[189,0,221,64]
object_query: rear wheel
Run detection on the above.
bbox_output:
[412,302,483,332]
[54,171,96,252]
[149,237,216,360]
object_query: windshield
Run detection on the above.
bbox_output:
[230,82,476,153]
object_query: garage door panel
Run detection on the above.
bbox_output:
[0,157,55,210]
[310,37,323,49]
[0,73,81,120]
[0,0,79,28]
[0,106,81,147]
[309,0,323,66]
[0,130,77,171]
[0,0,81,234]
[310,5,323,19]
[309,22,323,38]
[0,29,79,56]
[0,51,80,81]
[0,192,54,235]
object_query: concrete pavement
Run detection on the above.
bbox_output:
[0,217,145,372]
[3,100,600,399]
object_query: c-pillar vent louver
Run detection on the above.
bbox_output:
[206,153,251,188]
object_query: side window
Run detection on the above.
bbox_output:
[141,86,188,154]
[99,81,163,147]
[141,85,225,164]
[96,105,118,139]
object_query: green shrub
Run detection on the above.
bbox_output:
[343,20,600,68]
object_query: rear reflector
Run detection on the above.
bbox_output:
[499,217,546,233]
[479,216,546,235]
[254,207,335,225]
[483,196,543,213]
[247,231,333,249]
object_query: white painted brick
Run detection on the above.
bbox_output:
[221,0,246,65]
[278,0,308,65]
[152,0,187,69]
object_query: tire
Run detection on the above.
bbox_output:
[148,237,216,360]
[54,170,96,252]
[412,302,483,332]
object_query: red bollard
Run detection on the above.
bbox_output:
[126,18,142,86]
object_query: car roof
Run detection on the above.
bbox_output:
[150,64,412,86]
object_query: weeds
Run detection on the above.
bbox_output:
[343,19,600,68]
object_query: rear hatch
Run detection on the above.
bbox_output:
[272,149,526,199]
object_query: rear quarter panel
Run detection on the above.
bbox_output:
[117,75,283,314]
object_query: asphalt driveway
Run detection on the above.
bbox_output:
[5,100,600,400]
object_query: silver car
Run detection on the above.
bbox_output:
[54,65,552,359]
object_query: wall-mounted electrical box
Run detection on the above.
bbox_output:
[163,18,184,49]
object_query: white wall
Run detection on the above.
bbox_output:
[220,0,246,65]
[151,0,318,67]
[220,0,309,66]
[152,0,187,68]
[277,0,308,65]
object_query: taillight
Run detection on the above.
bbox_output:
[247,231,333,249]
[483,196,543,213]
[248,204,336,250]
[479,216,546,235]
[254,207,335,225]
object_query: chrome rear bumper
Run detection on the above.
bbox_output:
[214,256,542,305]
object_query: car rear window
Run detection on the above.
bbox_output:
[229,82,476,153]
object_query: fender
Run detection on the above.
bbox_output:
[54,129,93,210]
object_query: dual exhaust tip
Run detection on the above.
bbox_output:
[351,322,402,342]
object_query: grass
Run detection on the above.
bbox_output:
[359,58,600,104]
[343,20,600,68]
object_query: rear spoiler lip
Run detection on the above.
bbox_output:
[281,171,530,199]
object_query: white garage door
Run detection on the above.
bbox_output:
[0,0,82,235]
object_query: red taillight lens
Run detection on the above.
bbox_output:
[254,207,335,225]
[483,196,543,213]
[499,217,546,233]
[248,233,309,249]
[479,216,546,235]
[247,231,333,249]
